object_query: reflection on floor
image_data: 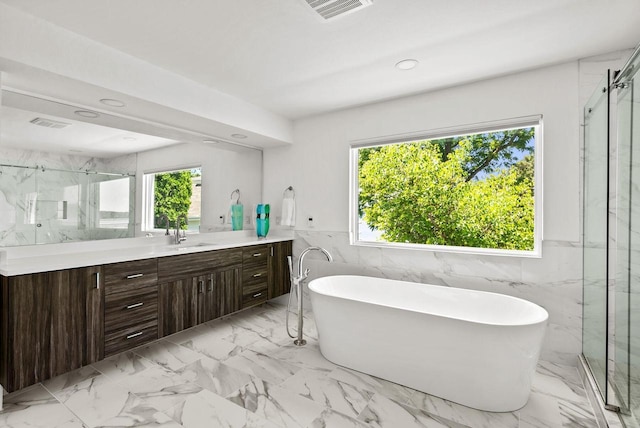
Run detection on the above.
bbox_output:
[1,297,599,428]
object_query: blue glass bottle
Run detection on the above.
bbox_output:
[256,204,270,238]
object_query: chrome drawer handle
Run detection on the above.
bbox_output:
[252,273,262,278]
[253,292,263,298]
[126,331,143,339]
[95,272,101,290]
[126,273,144,279]
[126,302,144,309]
[252,253,262,257]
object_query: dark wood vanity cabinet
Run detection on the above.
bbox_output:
[0,239,292,393]
[0,266,103,392]
[157,248,243,337]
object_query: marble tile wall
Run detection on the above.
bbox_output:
[293,231,582,366]
[0,147,136,246]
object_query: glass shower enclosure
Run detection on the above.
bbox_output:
[582,46,640,427]
[0,164,135,246]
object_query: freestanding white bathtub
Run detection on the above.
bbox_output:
[308,275,548,412]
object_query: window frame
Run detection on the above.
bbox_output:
[142,165,202,234]
[349,115,544,258]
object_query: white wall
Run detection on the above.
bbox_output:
[264,61,585,365]
[135,143,262,234]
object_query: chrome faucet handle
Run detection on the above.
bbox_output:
[157,213,171,236]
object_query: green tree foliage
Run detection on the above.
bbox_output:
[434,128,535,181]
[358,129,535,250]
[154,171,193,229]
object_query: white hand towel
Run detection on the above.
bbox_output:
[281,196,295,226]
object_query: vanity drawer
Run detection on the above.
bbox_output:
[104,320,158,357]
[242,264,269,287]
[105,287,158,333]
[242,245,269,267]
[242,284,268,308]
[104,258,158,295]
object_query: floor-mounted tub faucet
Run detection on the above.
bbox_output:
[287,246,333,346]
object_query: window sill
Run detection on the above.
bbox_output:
[351,239,542,258]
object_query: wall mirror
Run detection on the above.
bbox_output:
[0,88,263,247]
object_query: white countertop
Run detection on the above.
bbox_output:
[0,230,295,276]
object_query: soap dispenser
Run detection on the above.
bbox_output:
[256,204,270,238]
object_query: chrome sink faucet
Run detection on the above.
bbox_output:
[175,214,188,244]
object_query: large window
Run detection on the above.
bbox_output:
[142,167,202,233]
[351,117,542,256]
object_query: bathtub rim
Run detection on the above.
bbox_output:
[308,274,549,328]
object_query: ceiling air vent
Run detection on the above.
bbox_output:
[30,117,70,129]
[304,0,373,21]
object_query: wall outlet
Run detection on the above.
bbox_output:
[245,215,251,224]
[219,215,225,224]
[307,217,314,228]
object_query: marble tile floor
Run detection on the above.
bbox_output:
[1,298,600,428]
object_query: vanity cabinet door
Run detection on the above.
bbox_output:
[158,277,198,337]
[198,273,218,324]
[83,266,104,364]
[49,266,104,377]
[270,241,293,299]
[1,266,103,393]
[215,267,242,317]
[1,273,51,392]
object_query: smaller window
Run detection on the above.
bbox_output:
[142,167,201,233]
[351,117,542,256]
[97,177,132,229]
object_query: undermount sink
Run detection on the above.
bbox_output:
[172,242,217,251]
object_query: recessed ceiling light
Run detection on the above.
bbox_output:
[395,59,419,70]
[203,139,220,144]
[231,133,247,139]
[74,110,100,118]
[100,98,126,107]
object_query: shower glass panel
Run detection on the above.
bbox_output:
[616,47,640,427]
[34,169,83,244]
[583,74,610,400]
[0,165,135,246]
[2,165,37,246]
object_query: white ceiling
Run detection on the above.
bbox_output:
[2,0,639,120]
